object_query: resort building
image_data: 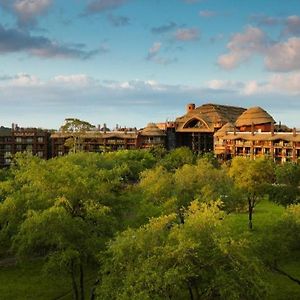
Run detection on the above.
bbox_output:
[50,122,166,157]
[214,107,300,163]
[0,124,50,167]
[1,102,300,167]
[174,103,246,153]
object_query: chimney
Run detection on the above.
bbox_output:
[97,124,101,131]
[186,103,195,113]
[293,127,296,137]
[103,123,107,134]
[11,123,15,130]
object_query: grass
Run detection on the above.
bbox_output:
[227,199,300,300]
[0,259,97,300]
[0,200,299,299]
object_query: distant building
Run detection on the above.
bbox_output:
[50,122,166,157]
[0,124,50,167]
[1,103,300,167]
[174,103,246,152]
[214,106,300,163]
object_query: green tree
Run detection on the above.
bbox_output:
[0,152,132,299]
[97,201,267,300]
[60,118,95,153]
[159,147,195,171]
[268,163,300,206]
[254,204,300,286]
[229,157,275,230]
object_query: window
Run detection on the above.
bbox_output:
[26,138,33,143]
[4,152,11,158]
[37,151,44,158]
[37,137,44,143]
[16,137,22,143]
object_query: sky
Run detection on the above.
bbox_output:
[0,0,300,129]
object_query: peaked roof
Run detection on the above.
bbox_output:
[235,106,275,127]
[175,103,246,132]
[140,123,166,136]
[215,122,238,137]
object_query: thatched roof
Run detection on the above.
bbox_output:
[215,122,238,137]
[235,107,275,127]
[176,103,246,132]
[140,123,166,136]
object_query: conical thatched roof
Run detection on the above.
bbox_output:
[215,122,238,137]
[235,107,275,127]
[141,123,166,136]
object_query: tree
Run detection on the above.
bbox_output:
[0,152,132,300]
[268,162,300,206]
[97,201,268,300]
[60,118,95,153]
[159,147,195,171]
[254,204,300,286]
[229,157,275,230]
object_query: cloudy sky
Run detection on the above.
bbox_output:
[0,0,300,129]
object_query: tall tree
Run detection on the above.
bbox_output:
[60,118,95,153]
[229,157,275,230]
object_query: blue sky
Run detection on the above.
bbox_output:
[0,0,300,129]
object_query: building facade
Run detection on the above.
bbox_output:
[0,124,50,167]
[214,107,300,163]
[1,103,300,167]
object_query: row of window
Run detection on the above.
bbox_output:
[0,137,45,143]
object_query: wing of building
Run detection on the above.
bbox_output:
[1,102,300,167]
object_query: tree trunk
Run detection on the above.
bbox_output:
[71,260,79,300]
[80,263,85,300]
[90,279,100,300]
[187,282,194,300]
[248,198,253,230]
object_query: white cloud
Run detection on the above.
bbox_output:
[284,15,300,36]
[174,28,199,41]
[218,24,300,72]
[218,26,267,70]
[199,10,217,18]
[146,42,177,65]
[1,73,300,128]
[147,42,162,59]
[52,74,95,87]
[207,72,300,96]
[265,38,300,72]
[0,0,52,27]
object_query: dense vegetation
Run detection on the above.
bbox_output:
[0,148,299,299]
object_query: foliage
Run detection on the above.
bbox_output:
[0,152,136,299]
[268,163,300,206]
[60,118,95,153]
[159,147,195,171]
[229,157,275,229]
[97,201,268,300]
